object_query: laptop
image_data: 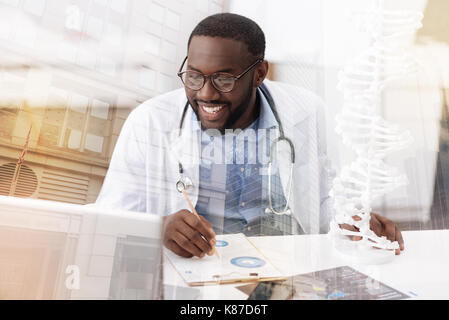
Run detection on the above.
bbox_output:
[0,195,163,300]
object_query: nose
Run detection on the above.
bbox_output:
[196,76,221,101]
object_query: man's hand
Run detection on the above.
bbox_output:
[340,213,405,255]
[370,213,404,255]
[163,209,216,258]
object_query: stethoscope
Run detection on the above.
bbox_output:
[175,84,295,215]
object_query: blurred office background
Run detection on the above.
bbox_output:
[0,0,447,231]
[0,0,224,204]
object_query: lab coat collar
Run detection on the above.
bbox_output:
[257,86,278,130]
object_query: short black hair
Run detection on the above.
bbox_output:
[187,13,265,58]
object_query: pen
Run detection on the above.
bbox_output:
[181,189,220,259]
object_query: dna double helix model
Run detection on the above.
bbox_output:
[329,0,423,260]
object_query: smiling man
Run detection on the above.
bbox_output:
[181,36,264,132]
[95,13,404,259]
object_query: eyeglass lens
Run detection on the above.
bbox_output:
[181,72,235,92]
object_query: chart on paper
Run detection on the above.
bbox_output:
[165,233,283,285]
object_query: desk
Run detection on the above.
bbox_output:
[163,230,449,299]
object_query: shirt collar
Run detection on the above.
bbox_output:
[190,86,278,131]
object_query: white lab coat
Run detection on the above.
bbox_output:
[95,79,334,234]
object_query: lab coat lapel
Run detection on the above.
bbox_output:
[277,122,306,212]
[266,81,308,216]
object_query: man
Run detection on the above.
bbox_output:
[95,13,404,259]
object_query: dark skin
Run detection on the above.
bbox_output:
[163,210,216,258]
[185,36,267,132]
[340,213,405,255]
[163,35,405,258]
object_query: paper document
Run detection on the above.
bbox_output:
[165,233,284,286]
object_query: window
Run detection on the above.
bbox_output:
[14,18,36,47]
[86,15,103,39]
[165,10,180,31]
[0,0,19,7]
[110,0,127,14]
[157,73,173,93]
[104,22,122,47]
[0,107,19,139]
[23,0,46,17]
[161,40,177,62]
[61,3,123,77]
[0,72,25,139]
[38,87,112,156]
[196,0,209,12]
[149,3,164,24]
[139,68,156,90]
[144,34,161,56]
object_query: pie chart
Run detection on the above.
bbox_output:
[230,256,266,268]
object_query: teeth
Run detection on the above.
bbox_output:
[202,105,224,114]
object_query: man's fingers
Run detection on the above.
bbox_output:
[175,221,212,255]
[372,213,395,231]
[165,240,193,258]
[369,214,383,237]
[372,213,404,255]
[340,223,358,231]
[172,232,204,258]
[199,215,214,233]
[162,210,218,258]
[339,223,362,241]
[196,215,216,255]
[395,226,404,251]
[384,221,396,243]
[396,226,404,249]
[371,213,394,240]
[184,213,216,245]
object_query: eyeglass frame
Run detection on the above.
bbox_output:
[177,56,263,93]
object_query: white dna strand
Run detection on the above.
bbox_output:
[330,158,407,250]
[329,1,423,261]
[335,105,413,158]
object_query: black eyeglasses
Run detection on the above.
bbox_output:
[177,56,263,93]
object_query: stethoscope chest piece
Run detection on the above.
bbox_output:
[176,176,193,193]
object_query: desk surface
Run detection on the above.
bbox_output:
[163,229,449,300]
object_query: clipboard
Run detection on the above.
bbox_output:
[165,233,286,286]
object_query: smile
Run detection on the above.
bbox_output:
[201,105,225,114]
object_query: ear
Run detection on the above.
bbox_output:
[253,60,269,87]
